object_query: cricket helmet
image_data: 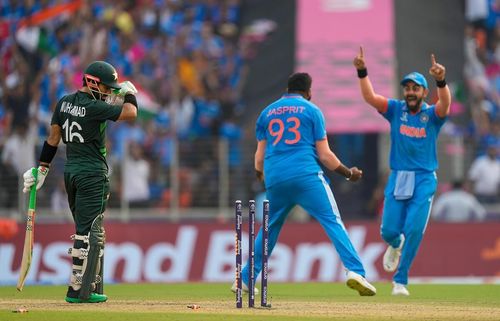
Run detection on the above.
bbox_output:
[83,61,120,100]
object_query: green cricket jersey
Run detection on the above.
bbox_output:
[51,91,122,174]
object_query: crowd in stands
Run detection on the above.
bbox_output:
[464,0,500,155]
[430,0,500,222]
[463,0,500,206]
[0,0,276,212]
[0,0,498,221]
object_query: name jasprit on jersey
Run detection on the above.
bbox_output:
[267,106,305,117]
[60,101,86,117]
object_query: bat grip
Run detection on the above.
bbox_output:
[29,168,38,210]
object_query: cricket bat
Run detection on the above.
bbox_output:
[16,168,38,291]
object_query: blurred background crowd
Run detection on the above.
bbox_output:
[461,0,500,205]
[0,0,499,224]
[0,0,277,219]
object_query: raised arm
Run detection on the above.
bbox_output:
[353,46,388,113]
[117,101,138,121]
[115,81,139,121]
[315,138,362,182]
[429,54,451,118]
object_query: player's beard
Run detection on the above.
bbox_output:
[405,95,423,113]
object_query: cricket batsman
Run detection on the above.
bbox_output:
[22,61,138,303]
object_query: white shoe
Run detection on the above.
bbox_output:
[392,282,410,296]
[346,271,376,296]
[383,234,405,272]
[231,280,259,295]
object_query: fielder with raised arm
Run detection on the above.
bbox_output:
[22,61,138,303]
[232,72,377,296]
[353,47,451,296]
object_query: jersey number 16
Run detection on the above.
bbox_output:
[62,119,84,143]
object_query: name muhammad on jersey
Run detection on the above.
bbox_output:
[61,101,86,117]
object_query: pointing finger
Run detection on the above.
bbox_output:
[360,46,364,57]
[431,54,437,66]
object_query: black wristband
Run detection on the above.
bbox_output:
[124,94,138,109]
[39,141,58,164]
[357,69,368,78]
[436,79,447,88]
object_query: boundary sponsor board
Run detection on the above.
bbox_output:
[0,222,499,285]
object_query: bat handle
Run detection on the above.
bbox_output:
[29,168,38,210]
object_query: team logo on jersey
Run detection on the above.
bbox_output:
[400,112,408,122]
[420,113,429,123]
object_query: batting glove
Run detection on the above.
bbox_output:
[115,81,138,96]
[22,166,49,193]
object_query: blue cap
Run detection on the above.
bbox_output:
[401,72,428,89]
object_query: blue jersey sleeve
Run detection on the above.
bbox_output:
[382,99,398,122]
[313,108,327,141]
[255,112,266,141]
[428,105,447,126]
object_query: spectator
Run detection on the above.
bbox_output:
[1,121,37,212]
[3,70,31,134]
[122,143,151,207]
[468,143,500,203]
[478,120,500,156]
[432,180,487,222]
[158,168,193,209]
[1,121,37,176]
[466,0,490,34]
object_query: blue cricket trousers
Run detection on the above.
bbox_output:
[381,170,438,285]
[241,172,366,285]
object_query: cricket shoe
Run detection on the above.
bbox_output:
[392,282,410,296]
[65,292,108,303]
[383,234,405,272]
[231,280,259,295]
[346,271,376,296]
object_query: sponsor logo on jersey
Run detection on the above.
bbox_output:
[399,124,427,138]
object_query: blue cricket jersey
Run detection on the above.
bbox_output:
[255,94,327,188]
[383,99,447,172]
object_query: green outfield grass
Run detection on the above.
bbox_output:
[1,283,499,320]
